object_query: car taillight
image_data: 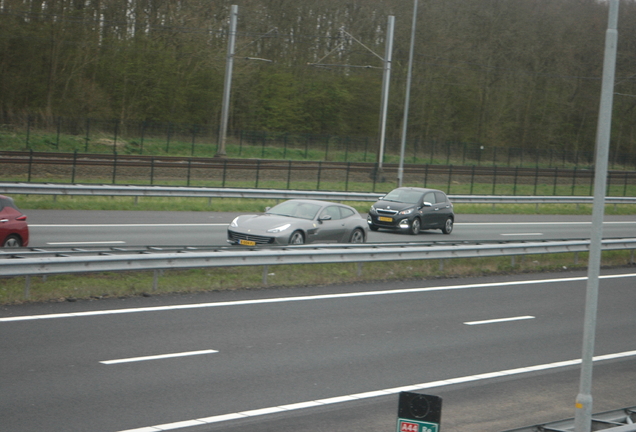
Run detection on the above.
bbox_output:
[16,215,27,221]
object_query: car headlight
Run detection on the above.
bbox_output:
[230,217,239,228]
[267,223,291,233]
[399,208,414,215]
[370,205,377,213]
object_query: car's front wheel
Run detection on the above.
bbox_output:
[2,235,22,247]
[349,228,365,243]
[288,231,305,245]
[442,217,453,234]
[409,218,421,235]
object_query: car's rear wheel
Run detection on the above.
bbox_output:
[2,235,22,247]
[349,228,365,243]
[442,217,453,234]
[288,231,305,245]
[409,218,421,235]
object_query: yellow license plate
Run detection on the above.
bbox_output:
[379,216,393,222]
[239,239,256,246]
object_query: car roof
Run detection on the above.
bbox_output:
[284,199,352,208]
[391,187,444,194]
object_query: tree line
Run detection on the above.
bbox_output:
[1,0,635,160]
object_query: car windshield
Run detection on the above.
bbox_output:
[267,201,321,220]
[382,189,422,204]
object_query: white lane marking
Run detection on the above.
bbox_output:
[116,349,636,432]
[464,316,535,326]
[500,233,543,236]
[47,241,126,245]
[2,273,636,323]
[100,349,218,365]
[30,224,228,227]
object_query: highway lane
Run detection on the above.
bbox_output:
[22,210,636,247]
[1,269,635,432]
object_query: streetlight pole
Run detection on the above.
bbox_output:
[574,1,619,431]
[398,0,418,187]
[216,4,238,158]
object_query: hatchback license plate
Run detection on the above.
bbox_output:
[239,239,256,246]
[379,216,393,222]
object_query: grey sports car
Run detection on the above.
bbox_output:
[227,199,368,246]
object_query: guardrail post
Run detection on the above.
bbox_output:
[262,265,268,285]
[630,249,634,264]
[24,275,31,299]
[511,256,516,267]
[574,252,579,265]
[439,259,444,271]
[152,269,159,291]
[357,262,363,277]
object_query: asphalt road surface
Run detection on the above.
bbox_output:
[1,268,635,432]
[22,210,636,247]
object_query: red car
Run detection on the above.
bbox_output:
[0,195,29,247]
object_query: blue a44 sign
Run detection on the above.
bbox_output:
[397,418,439,432]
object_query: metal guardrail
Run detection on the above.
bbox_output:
[2,182,636,204]
[501,406,636,432]
[2,238,635,278]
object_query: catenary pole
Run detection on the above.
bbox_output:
[574,1,619,431]
[216,5,238,158]
[398,0,418,188]
[376,15,395,174]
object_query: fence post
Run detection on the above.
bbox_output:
[27,149,33,182]
[571,166,577,195]
[316,161,322,190]
[492,165,497,195]
[191,124,197,156]
[150,157,155,185]
[470,165,475,194]
[447,165,453,193]
[26,115,31,149]
[140,120,146,154]
[533,166,539,195]
[222,159,227,187]
[56,116,61,149]
[112,151,118,184]
[345,162,351,191]
[187,159,192,186]
[553,167,559,195]
[113,120,119,154]
[84,118,90,152]
[424,164,429,188]
[71,150,78,183]
[287,160,292,190]
[255,159,261,188]
[513,166,519,195]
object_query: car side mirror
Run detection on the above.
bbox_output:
[422,201,432,207]
[265,206,271,212]
[319,215,332,222]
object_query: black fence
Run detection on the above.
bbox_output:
[2,151,636,197]
[2,115,636,170]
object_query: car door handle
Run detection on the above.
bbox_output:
[0,219,8,223]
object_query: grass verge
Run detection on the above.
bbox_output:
[1,251,634,305]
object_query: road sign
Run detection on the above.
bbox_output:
[397,392,442,432]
